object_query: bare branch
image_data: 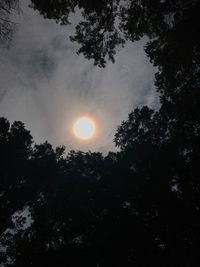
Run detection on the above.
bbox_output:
[0,0,19,45]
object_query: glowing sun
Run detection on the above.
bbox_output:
[73,116,96,140]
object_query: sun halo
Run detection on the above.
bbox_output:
[73,116,96,141]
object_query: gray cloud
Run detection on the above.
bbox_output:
[0,0,158,153]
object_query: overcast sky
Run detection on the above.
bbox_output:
[0,0,158,154]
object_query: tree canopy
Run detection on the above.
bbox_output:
[0,0,200,266]
[30,0,200,131]
[0,102,199,266]
[30,0,200,71]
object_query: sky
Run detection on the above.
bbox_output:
[0,0,158,154]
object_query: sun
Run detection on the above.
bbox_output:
[73,116,96,140]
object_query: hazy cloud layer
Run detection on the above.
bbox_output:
[0,0,158,153]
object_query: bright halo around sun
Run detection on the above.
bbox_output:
[73,116,96,141]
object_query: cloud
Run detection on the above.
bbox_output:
[0,0,157,153]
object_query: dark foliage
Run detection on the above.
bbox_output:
[0,0,200,266]
[30,0,200,126]
[0,101,199,266]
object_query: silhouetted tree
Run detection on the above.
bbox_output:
[114,105,200,267]
[30,0,200,128]
[1,112,199,266]
[0,118,33,234]
[30,0,200,73]
[1,1,200,266]
[0,0,20,45]
[30,0,125,67]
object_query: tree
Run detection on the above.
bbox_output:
[30,0,125,67]
[1,113,200,266]
[30,0,200,71]
[114,104,200,267]
[0,0,20,45]
[1,1,200,265]
[30,1,200,128]
[0,117,33,238]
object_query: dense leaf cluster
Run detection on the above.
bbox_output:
[30,0,200,150]
[0,0,200,266]
[0,102,199,266]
